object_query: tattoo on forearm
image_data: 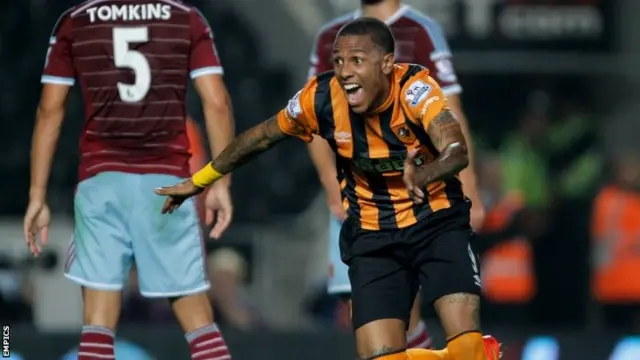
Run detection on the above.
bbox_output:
[211,116,288,174]
[414,109,469,185]
[428,109,461,150]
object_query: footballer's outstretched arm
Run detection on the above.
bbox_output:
[29,84,71,202]
[210,116,288,173]
[157,79,317,212]
[156,116,291,213]
[404,109,469,190]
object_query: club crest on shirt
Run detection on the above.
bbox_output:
[286,90,303,120]
[391,124,416,145]
[404,80,431,107]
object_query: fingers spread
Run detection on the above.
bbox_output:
[161,197,173,214]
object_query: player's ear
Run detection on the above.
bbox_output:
[381,52,394,75]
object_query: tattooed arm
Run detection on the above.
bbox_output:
[407,109,469,188]
[403,109,468,203]
[155,116,293,213]
[156,80,318,212]
[211,116,289,174]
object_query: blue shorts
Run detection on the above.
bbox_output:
[327,216,351,295]
[64,172,209,298]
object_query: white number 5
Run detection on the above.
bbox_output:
[112,27,151,103]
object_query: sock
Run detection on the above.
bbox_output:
[406,320,433,349]
[446,331,487,360]
[77,325,115,359]
[407,348,446,360]
[185,323,231,360]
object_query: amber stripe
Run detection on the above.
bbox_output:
[327,78,361,221]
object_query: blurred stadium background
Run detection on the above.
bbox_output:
[1,0,640,359]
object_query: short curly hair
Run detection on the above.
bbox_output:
[337,17,395,54]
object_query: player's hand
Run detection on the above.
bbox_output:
[327,189,347,222]
[468,193,486,231]
[403,149,426,204]
[155,179,204,214]
[23,200,50,257]
[204,181,233,239]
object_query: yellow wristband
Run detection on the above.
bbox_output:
[192,163,223,188]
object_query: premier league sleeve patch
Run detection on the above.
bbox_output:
[404,80,432,107]
[286,89,303,120]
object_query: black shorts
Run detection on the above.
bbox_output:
[339,201,482,330]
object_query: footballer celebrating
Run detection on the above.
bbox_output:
[157,18,500,360]
[307,0,485,350]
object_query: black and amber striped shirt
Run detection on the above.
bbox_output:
[277,64,465,231]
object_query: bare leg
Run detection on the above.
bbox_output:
[171,292,232,359]
[434,293,487,360]
[355,318,408,359]
[406,295,433,349]
[77,288,121,359]
[407,295,422,333]
[171,293,214,332]
[82,288,122,328]
[347,295,431,349]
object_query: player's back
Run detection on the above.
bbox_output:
[310,5,461,95]
[43,0,222,180]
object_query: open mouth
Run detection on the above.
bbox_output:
[344,83,364,106]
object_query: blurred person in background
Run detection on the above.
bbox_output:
[306,0,485,350]
[591,152,640,331]
[548,97,603,201]
[499,93,553,324]
[545,93,601,326]
[474,153,535,325]
[207,247,265,330]
[22,1,235,359]
[499,88,599,325]
[499,92,551,218]
[157,17,500,360]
